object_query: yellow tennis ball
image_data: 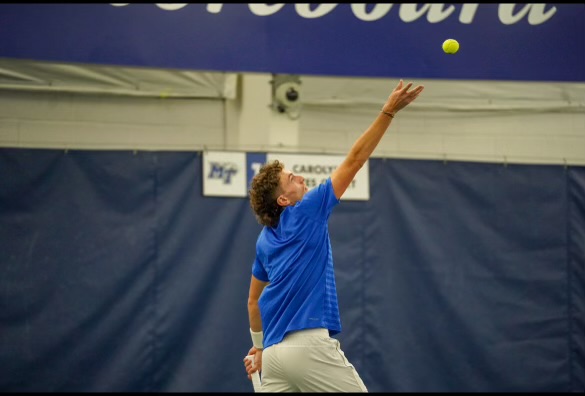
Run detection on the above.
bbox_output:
[442,39,459,54]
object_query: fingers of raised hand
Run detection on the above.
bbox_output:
[405,85,424,99]
[401,82,413,93]
[393,79,404,91]
[406,84,425,99]
[413,85,425,94]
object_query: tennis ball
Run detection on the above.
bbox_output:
[442,39,459,54]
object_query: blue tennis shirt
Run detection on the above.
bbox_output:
[252,177,341,349]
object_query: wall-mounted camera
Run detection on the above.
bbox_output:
[271,74,302,119]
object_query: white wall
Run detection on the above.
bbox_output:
[0,63,584,166]
[0,90,225,151]
[297,77,585,165]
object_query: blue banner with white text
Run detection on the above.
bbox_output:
[0,4,583,82]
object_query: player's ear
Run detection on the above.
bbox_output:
[277,194,288,207]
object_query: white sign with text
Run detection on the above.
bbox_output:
[266,153,370,201]
[203,151,247,197]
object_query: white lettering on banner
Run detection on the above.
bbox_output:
[203,151,247,197]
[350,4,393,22]
[459,4,480,24]
[157,4,188,11]
[398,4,456,23]
[295,4,338,19]
[266,153,370,201]
[248,4,286,16]
[498,4,557,25]
[110,4,558,25]
[206,4,223,14]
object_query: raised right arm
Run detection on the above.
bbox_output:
[331,80,424,200]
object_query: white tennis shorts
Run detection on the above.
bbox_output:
[260,328,368,392]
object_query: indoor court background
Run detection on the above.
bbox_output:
[0,4,583,392]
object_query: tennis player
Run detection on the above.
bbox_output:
[244,80,424,392]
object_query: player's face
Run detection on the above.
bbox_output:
[277,169,308,207]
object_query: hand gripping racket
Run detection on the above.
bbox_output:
[245,355,262,392]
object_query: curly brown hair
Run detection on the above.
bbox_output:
[249,160,285,228]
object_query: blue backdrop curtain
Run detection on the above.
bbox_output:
[0,148,583,392]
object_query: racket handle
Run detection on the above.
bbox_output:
[245,355,262,392]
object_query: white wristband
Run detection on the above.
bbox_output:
[250,328,264,350]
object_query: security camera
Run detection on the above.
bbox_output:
[285,87,299,102]
[274,82,301,108]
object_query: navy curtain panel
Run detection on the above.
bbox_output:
[0,148,583,392]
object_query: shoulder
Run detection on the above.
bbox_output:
[303,178,334,201]
[292,178,339,218]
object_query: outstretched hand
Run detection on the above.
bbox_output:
[382,79,424,115]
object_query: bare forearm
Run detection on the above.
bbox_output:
[347,112,393,166]
[248,301,262,332]
[331,80,423,200]
[348,80,424,165]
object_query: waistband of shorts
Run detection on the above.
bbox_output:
[284,328,329,340]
